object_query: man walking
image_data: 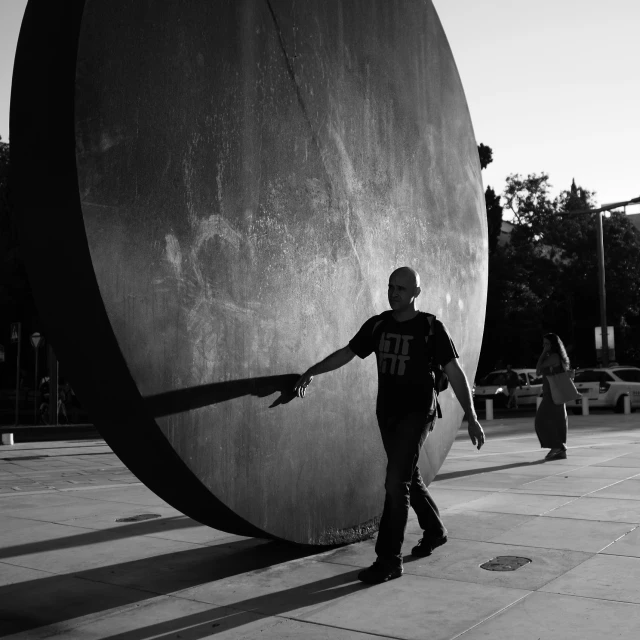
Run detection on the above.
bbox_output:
[294,267,485,584]
[505,364,522,410]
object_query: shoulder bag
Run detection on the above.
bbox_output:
[547,367,581,406]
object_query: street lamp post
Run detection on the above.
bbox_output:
[594,211,608,366]
[562,196,640,367]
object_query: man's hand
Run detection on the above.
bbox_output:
[468,418,485,450]
[293,371,314,398]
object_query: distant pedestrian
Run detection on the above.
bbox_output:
[505,364,521,409]
[535,333,570,460]
[294,267,485,585]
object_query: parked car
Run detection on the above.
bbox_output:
[473,368,542,407]
[572,366,640,414]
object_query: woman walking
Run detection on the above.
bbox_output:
[535,333,571,460]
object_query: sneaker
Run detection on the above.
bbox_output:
[411,534,448,558]
[357,561,403,584]
[546,449,567,460]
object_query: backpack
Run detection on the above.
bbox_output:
[372,310,449,418]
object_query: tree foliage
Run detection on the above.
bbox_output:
[478,143,493,171]
[477,144,503,255]
[478,172,640,374]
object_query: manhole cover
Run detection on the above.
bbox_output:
[116,513,162,523]
[480,556,532,572]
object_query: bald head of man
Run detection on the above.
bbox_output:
[388,267,421,318]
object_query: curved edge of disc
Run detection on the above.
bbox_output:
[9,0,275,543]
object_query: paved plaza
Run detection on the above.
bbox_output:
[1,413,640,639]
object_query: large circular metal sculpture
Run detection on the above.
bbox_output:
[11,0,487,545]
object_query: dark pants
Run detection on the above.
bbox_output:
[375,410,447,568]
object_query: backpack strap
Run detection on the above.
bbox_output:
[420,311,444,419]
[371,310,394,337]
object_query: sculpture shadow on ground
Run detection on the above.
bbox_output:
[0,538,357,637]
[0,516,213,562]
[143,374,301,418]
[95,571,368,640]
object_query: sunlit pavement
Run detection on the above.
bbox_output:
[1,413,640,639]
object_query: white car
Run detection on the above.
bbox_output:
[572,366,640,414]
[473,368,542,407]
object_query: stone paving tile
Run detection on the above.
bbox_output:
[45,502,182,528]
[459,591,640,640]
[0,573,157,637]
[72,485,169,507]
[175,557,362,610]
[545,496,640,523]
[144,520,252,546]
[563,465,640,480]
[0,492,91,514]
[289,574,529,640]
[616,451,640,459]
[432,471,547,492]
[491,462,581,476]
[586,478,640,500]
[443,491,577,516]
[0,519,97,553]
[540,554,640,604]
[600,526,640,558]
[0,561,52,588]
[1,595,384,640]
[3,529,203,574]
[0,514,213,564]
[83,538,317,596]
[593,458,640,468]
[554,454,630,467]
[2,428,640,640]
[507,474,621,496]
[489,515,635,553]
[399,534,592,591]
[423,487,496,510]
[406,510,535,542]
[319,532,591,592]
[1,496,179,527]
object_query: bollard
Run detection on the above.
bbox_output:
[485,398,494,421]
[582,396,589,416]
[624,394,631,415]
[1,433,14,446]
[536,396,543,410]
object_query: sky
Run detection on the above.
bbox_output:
[1,0,638,213]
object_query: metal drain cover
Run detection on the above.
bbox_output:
[480,556,532,571]
[116,513,162,523]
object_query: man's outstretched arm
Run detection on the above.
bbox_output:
[294,346,357,398]
[443,358,486,450]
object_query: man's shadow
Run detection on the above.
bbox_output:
[143,374,300,418]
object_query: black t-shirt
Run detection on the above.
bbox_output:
[348,311,459,414]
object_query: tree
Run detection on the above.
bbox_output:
[477,172,640,372]
[477,144,503,255]
[478,143,493,171]
[485,187,503,255]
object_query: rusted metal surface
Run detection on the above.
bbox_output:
[11,0,487,544]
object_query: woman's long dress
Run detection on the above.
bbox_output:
[535,366,568,450]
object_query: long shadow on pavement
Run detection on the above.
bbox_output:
[435,459,547,481]
[0,515,216,562]
[97,570,368,640]
[0,538,339,636]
